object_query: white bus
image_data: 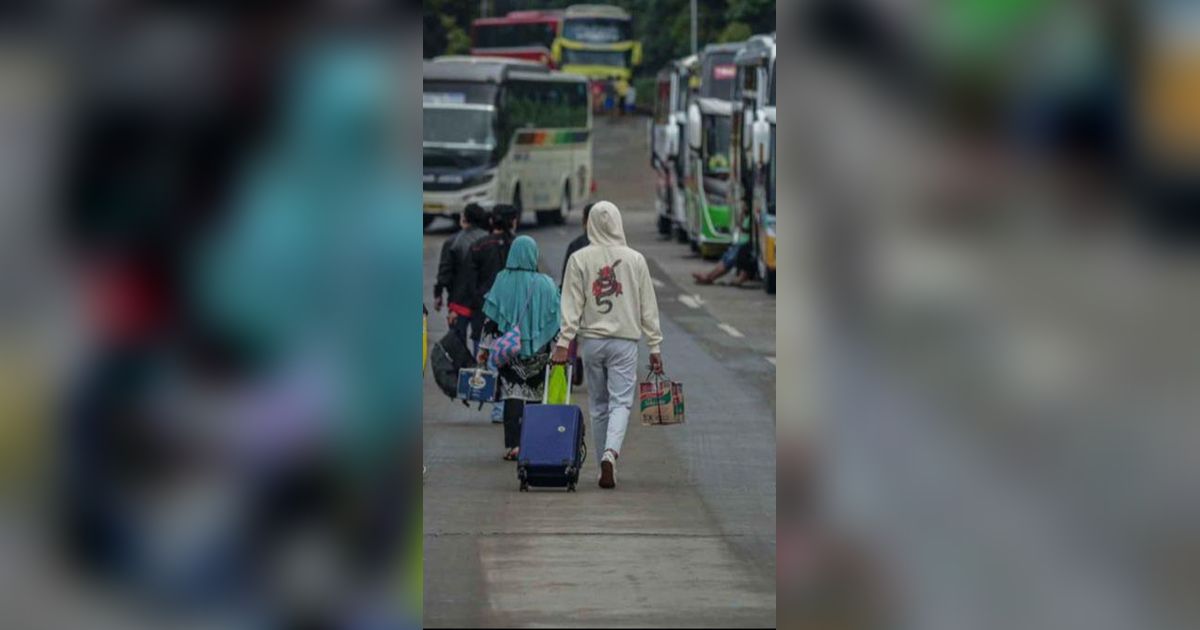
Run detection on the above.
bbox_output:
[650,54,698,242]
[732,35,776,294]
[423,57,592,227]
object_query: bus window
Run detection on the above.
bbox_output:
[742,67,757,95]
[703,116,732,175]
[561,48,630,68]
[656,80,670,124]
[475,22,557,50]
[423,81,498,105]
[501,80,589,143]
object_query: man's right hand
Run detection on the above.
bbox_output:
[649,352,664,375]
[550,345,570,365]
[433,296,443,312]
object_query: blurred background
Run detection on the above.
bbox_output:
[778,0,1200,629]
[0,1,423,628]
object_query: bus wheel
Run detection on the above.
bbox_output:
[423,215,434,229]
[512,186,524,224]
[537,184,568,226]
[657,215,672,236]
[699,243,723,260]
[764,269,776,295]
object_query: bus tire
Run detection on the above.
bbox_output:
[512,186,523,225]
[699,243,723,260]
[657,215,672,235]
[537,184,568,226]
[764,269,776,295]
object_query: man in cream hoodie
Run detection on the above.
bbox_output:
[553,201,664,489]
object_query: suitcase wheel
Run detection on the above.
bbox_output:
[519,481,529,492]
[567,483,576,492]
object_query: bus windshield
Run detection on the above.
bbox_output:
[474,22,557,50]
[562,18,631,43]
[562,48,629,68]
[703,115,731,175]
[701,53,738,100]
[423,107,496,150]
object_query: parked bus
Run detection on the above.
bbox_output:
[470,10,562,68]
[423,57,592,228]
[553,5,642,86]
[731,35,776,294]
[1135,1,1200,238]
[684,41,746,258]
[651,54,698,242]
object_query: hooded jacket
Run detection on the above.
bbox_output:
[558,201,663,353]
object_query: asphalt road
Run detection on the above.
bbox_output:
[421,115,777,628]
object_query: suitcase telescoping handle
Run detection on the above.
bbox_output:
[542,363,572,405]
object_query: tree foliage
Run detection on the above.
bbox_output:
[423,0,775,75]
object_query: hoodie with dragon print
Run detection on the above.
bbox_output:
[558,201,664,353]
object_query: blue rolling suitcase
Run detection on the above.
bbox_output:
[518,365,586,492]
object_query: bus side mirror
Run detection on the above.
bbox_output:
[687,105,701,151]
[752,120,770,168]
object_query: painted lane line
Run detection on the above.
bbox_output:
[718,323,745,339]
[651,277,665,289]
[765,356,776,366]
[678,294,702,309]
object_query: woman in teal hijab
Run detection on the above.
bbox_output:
[480,235,560,459]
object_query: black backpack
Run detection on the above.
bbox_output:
[429,330,475,399]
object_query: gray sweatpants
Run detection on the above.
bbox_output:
[578,337,639,463]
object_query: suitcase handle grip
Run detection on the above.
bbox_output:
[542,363,572,405]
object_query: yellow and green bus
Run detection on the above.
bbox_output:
[552,5,642,87]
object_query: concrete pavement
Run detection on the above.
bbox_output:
[422,116,776,628]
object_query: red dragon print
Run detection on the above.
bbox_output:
[592,259,623,314]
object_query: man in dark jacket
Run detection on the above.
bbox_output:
[467,204,520,314]
[560,202,594,286]
[434,203,489,351]
[558,202,594,386]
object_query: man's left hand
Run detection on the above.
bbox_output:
[550,345,570,365]
[649,353,664,375]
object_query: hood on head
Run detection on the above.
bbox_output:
[506,235,539,271]
[586,201,626,247]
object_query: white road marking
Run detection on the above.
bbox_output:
[717,323,745,339]
[765,356,776,366]
[652,278,665,288]
[678,294,702,309]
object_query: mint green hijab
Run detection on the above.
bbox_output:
[483,236,560,357]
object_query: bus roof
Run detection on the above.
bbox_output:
[473,10,562,26]
[735,34,775,66]
[564,4,631,20]
[425,57,549,83]
[702,41,748,56]
[424,57,584,84]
